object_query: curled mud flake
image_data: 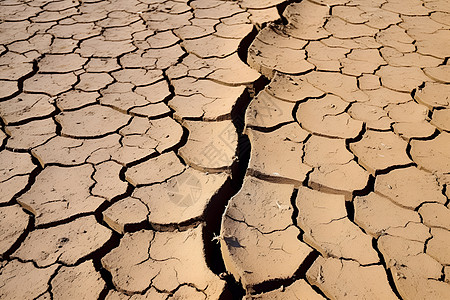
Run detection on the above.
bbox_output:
[419,203,450,231]
[349,130,412,174]
[306,257,398,300]
[6,118,57,150]
[125,152,185,186]
[248,7,281,27]
[103,197,149,234]
[51,261,105,300]
[133,168,228,226]
[246,90,295,128]
[296,187,379,265]
[354,192,421,238]
[393,121,437,140]
[0,260,58,300]
[102,226,225,297]
[17,165,104,226]
[0,94,55,125]
[55,105,131,138]
[246,124,311,185]
[0,205,29,257]
[221,177,313,289]
[246,279,325,299]
[375,167,446,209]
[129,102,171,118]
[13,216,112,267]
[179,120,237,172]
[410,132,450,174]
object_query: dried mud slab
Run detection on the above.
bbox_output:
[102,197,149,234]
[0,93,55,124]
[125,152,185,186]
[296,187,379,265]
[5,118,57,150]
[246,90,295,128]
[296,94,363,139]
[410,132,450,174]
[246,124,311,185]
[13,216,111,267]
[0,260,58,300]
[247,279,325,299]
[266,72,324,102]
[133,168,228,226]
[350,130,412,174]
[354,193,421,238]
[179,120,237,172]
[419,203,450,231]
[374,167,446,209]
[102,226,225,298]
[221,177,313,289]
[0,205,29,256]
[17,165,105,225]
[306,256,399,299]
[51,261,105,300]
[56,105,131,138]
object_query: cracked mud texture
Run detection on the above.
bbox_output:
[0,0,449,299]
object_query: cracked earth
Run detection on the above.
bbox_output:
[0,0,449,299]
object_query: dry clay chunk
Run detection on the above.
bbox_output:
[350,130,412,174]
[51,261,105,300]
[125,152,185,186]
[375,167,446,209]
[17,165,105,226]
[0,260,58,300]
[354,193,420,238]
[410,132,450,174]
[306,257,399,300]
[296,94,363,139]
[246,124,311,185]
[13,216,111,267]
[246,90,295,128]
[179,120,237,172]
[102,226,225,298]
[56,105,131,138]
[133,168,228,225]
[247,279,324,299]
[221,177,313,288]
[0,205,29,256]
[296,187,379,265]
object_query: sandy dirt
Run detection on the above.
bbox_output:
[0,0,449,299]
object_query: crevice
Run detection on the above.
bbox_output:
[0,59,39,102]
[375,162,416,176]
[249,250,320,295]
[372,238,404,300]
[353,174,376,197]
[1,209,35,260]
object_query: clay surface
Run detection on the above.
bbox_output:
[0,0,449,298]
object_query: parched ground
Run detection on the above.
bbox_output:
[0,0,449,299]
